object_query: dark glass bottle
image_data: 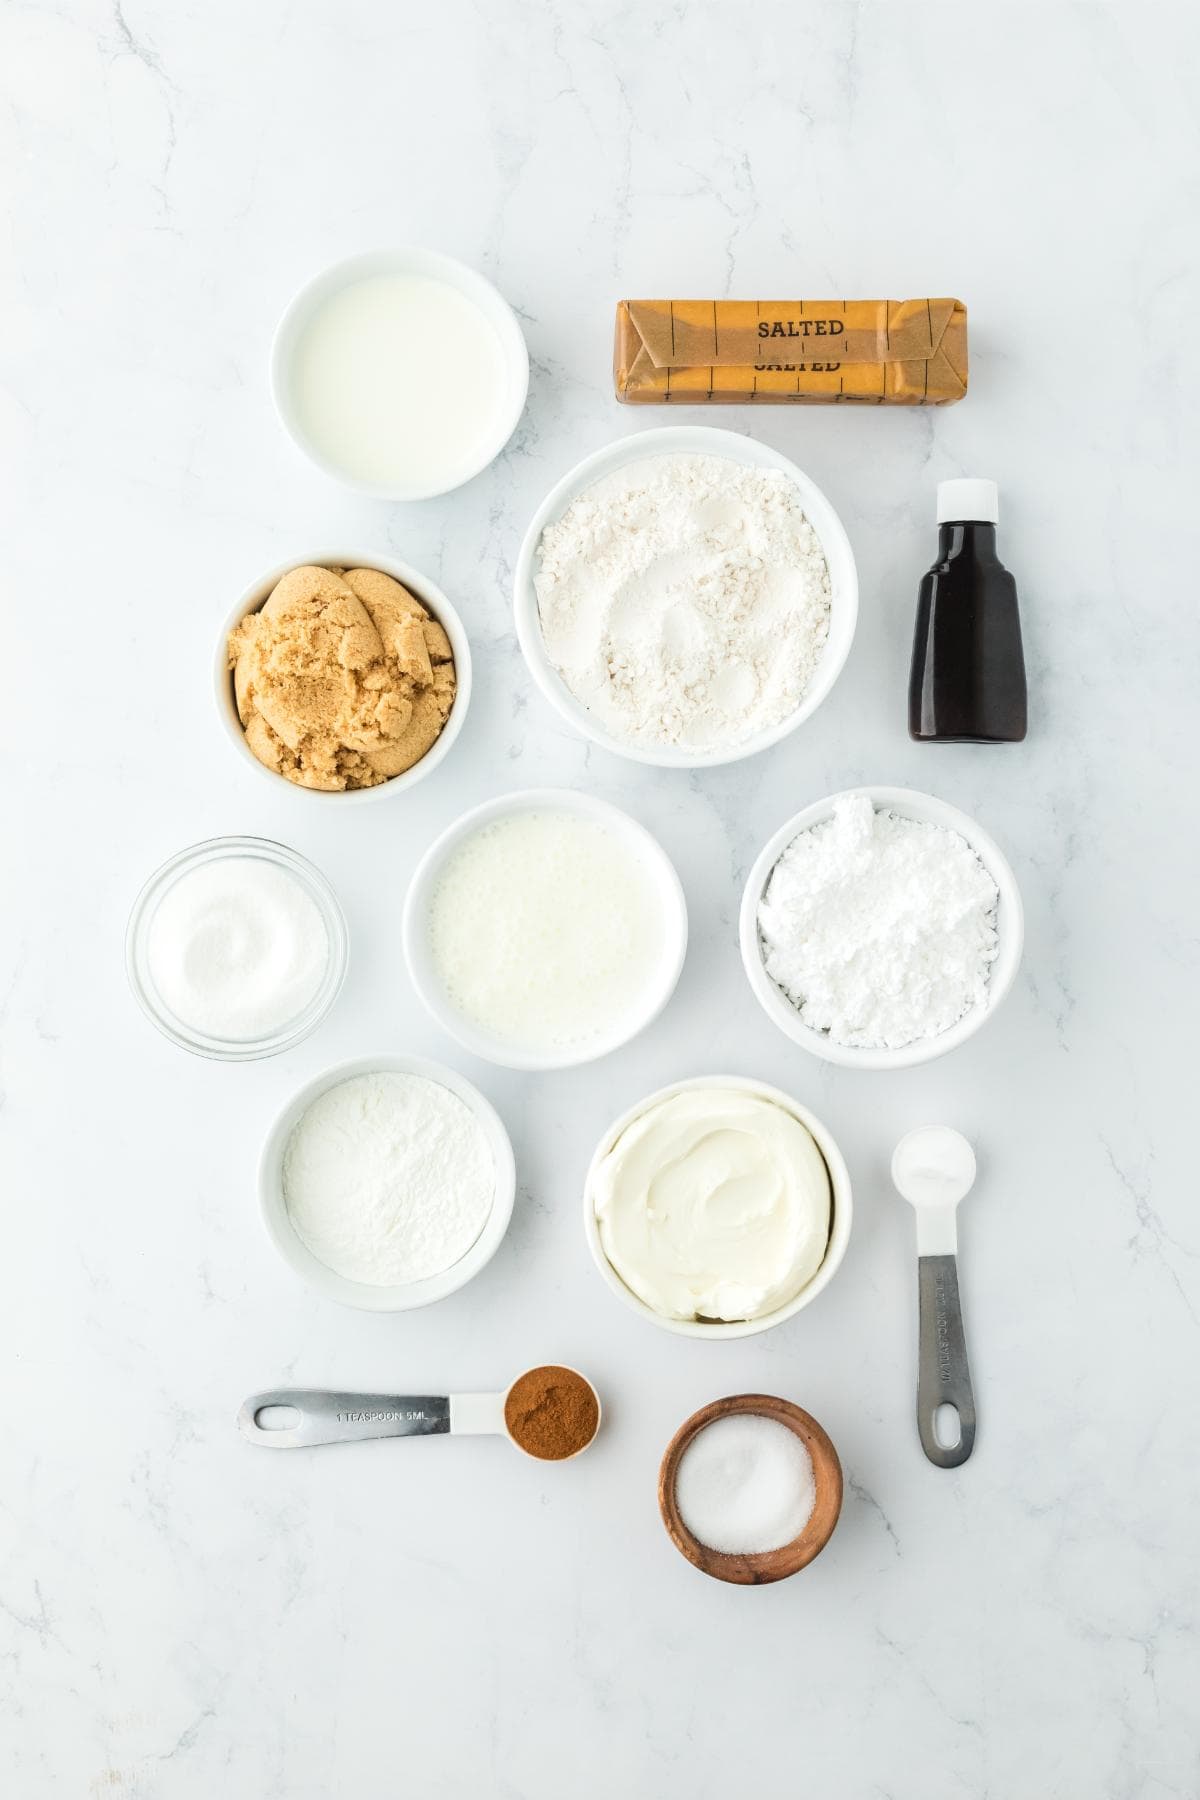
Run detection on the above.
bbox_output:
[909,479,1027,743]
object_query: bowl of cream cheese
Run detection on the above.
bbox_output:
[583,1076,852,1338]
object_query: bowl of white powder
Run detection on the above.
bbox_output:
[259,1054,516,1310]
[740,788,1024,1069]
[513,427,857,767]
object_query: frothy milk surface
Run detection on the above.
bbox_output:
[289,273,509,491]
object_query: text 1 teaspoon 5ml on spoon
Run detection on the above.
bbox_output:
[237,1365,601,1462]
[891,1127,978,1469]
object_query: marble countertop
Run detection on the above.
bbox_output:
[2,3,1197,1794]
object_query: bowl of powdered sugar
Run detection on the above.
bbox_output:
[514,426,857,767]
[740,787,1024,1069]
[258,1054,516,1310]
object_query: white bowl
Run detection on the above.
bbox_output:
[740,786,1025,1070]
[513,425,858,769]
[270,247,529,501]
[583,1074,852,1339]
[259,1053,516,1312]
[215,549,472,804]
[402,788,688,1071]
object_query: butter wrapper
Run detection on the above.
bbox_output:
[614,298,968,405]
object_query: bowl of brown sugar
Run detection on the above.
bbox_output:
[215,550,472,802]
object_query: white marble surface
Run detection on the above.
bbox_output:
[2,3,1198,1794]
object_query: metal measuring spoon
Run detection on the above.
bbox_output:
[891,1127,978,1468]
[238,1364,600,1461]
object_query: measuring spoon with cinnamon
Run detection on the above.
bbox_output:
[238,1364,600,1462]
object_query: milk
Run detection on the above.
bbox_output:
[290,272,509,492]
[427,812,669,1054]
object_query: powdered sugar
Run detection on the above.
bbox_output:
[534,452,831,751]
[757,795,999,1050]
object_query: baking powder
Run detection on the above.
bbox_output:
[758,794,999,1050]
[283,1072,495,1286]
[535,453,831,751]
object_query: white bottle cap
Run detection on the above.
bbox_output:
[937,478,998,524]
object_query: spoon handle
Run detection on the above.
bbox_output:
[916,1256,976,1467]
[238,1389,450,1448]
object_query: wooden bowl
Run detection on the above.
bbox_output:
[658,1394,843,1585]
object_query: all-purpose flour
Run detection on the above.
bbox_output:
[283,1072,494,1285]
[535,453,831,751]
[757,795,999,1050]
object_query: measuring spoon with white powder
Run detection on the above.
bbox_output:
[238,1365,601,1462]
[891,1127,978,1468]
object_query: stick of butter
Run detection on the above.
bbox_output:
[614,298,967,405]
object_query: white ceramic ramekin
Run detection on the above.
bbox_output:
[270,248,529,501]
[401,788,689,1072]
[513,425,858,769]
[583,1075,852,1340]
[259,1053,517,1312]
[215,549,472,804]
[740,786,1025,1070]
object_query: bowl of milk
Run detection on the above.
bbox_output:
[271,248,529,501]
[402,789,689,1071]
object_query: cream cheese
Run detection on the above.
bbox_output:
[591,1087,831,1323]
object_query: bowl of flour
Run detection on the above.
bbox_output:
[258,1053,516,1310]
[514,427,858,767]
[740,788,1024,1069]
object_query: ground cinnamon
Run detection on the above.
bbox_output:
[504,1365,599,1461]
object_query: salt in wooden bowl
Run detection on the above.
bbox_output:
[658,1394,843,1585]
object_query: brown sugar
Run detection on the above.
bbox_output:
[504,1365,600,1461]
[227,564,456,791]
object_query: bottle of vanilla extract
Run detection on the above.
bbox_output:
[909,479,1027,743]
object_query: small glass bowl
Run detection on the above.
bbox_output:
[126,836,349,1061]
